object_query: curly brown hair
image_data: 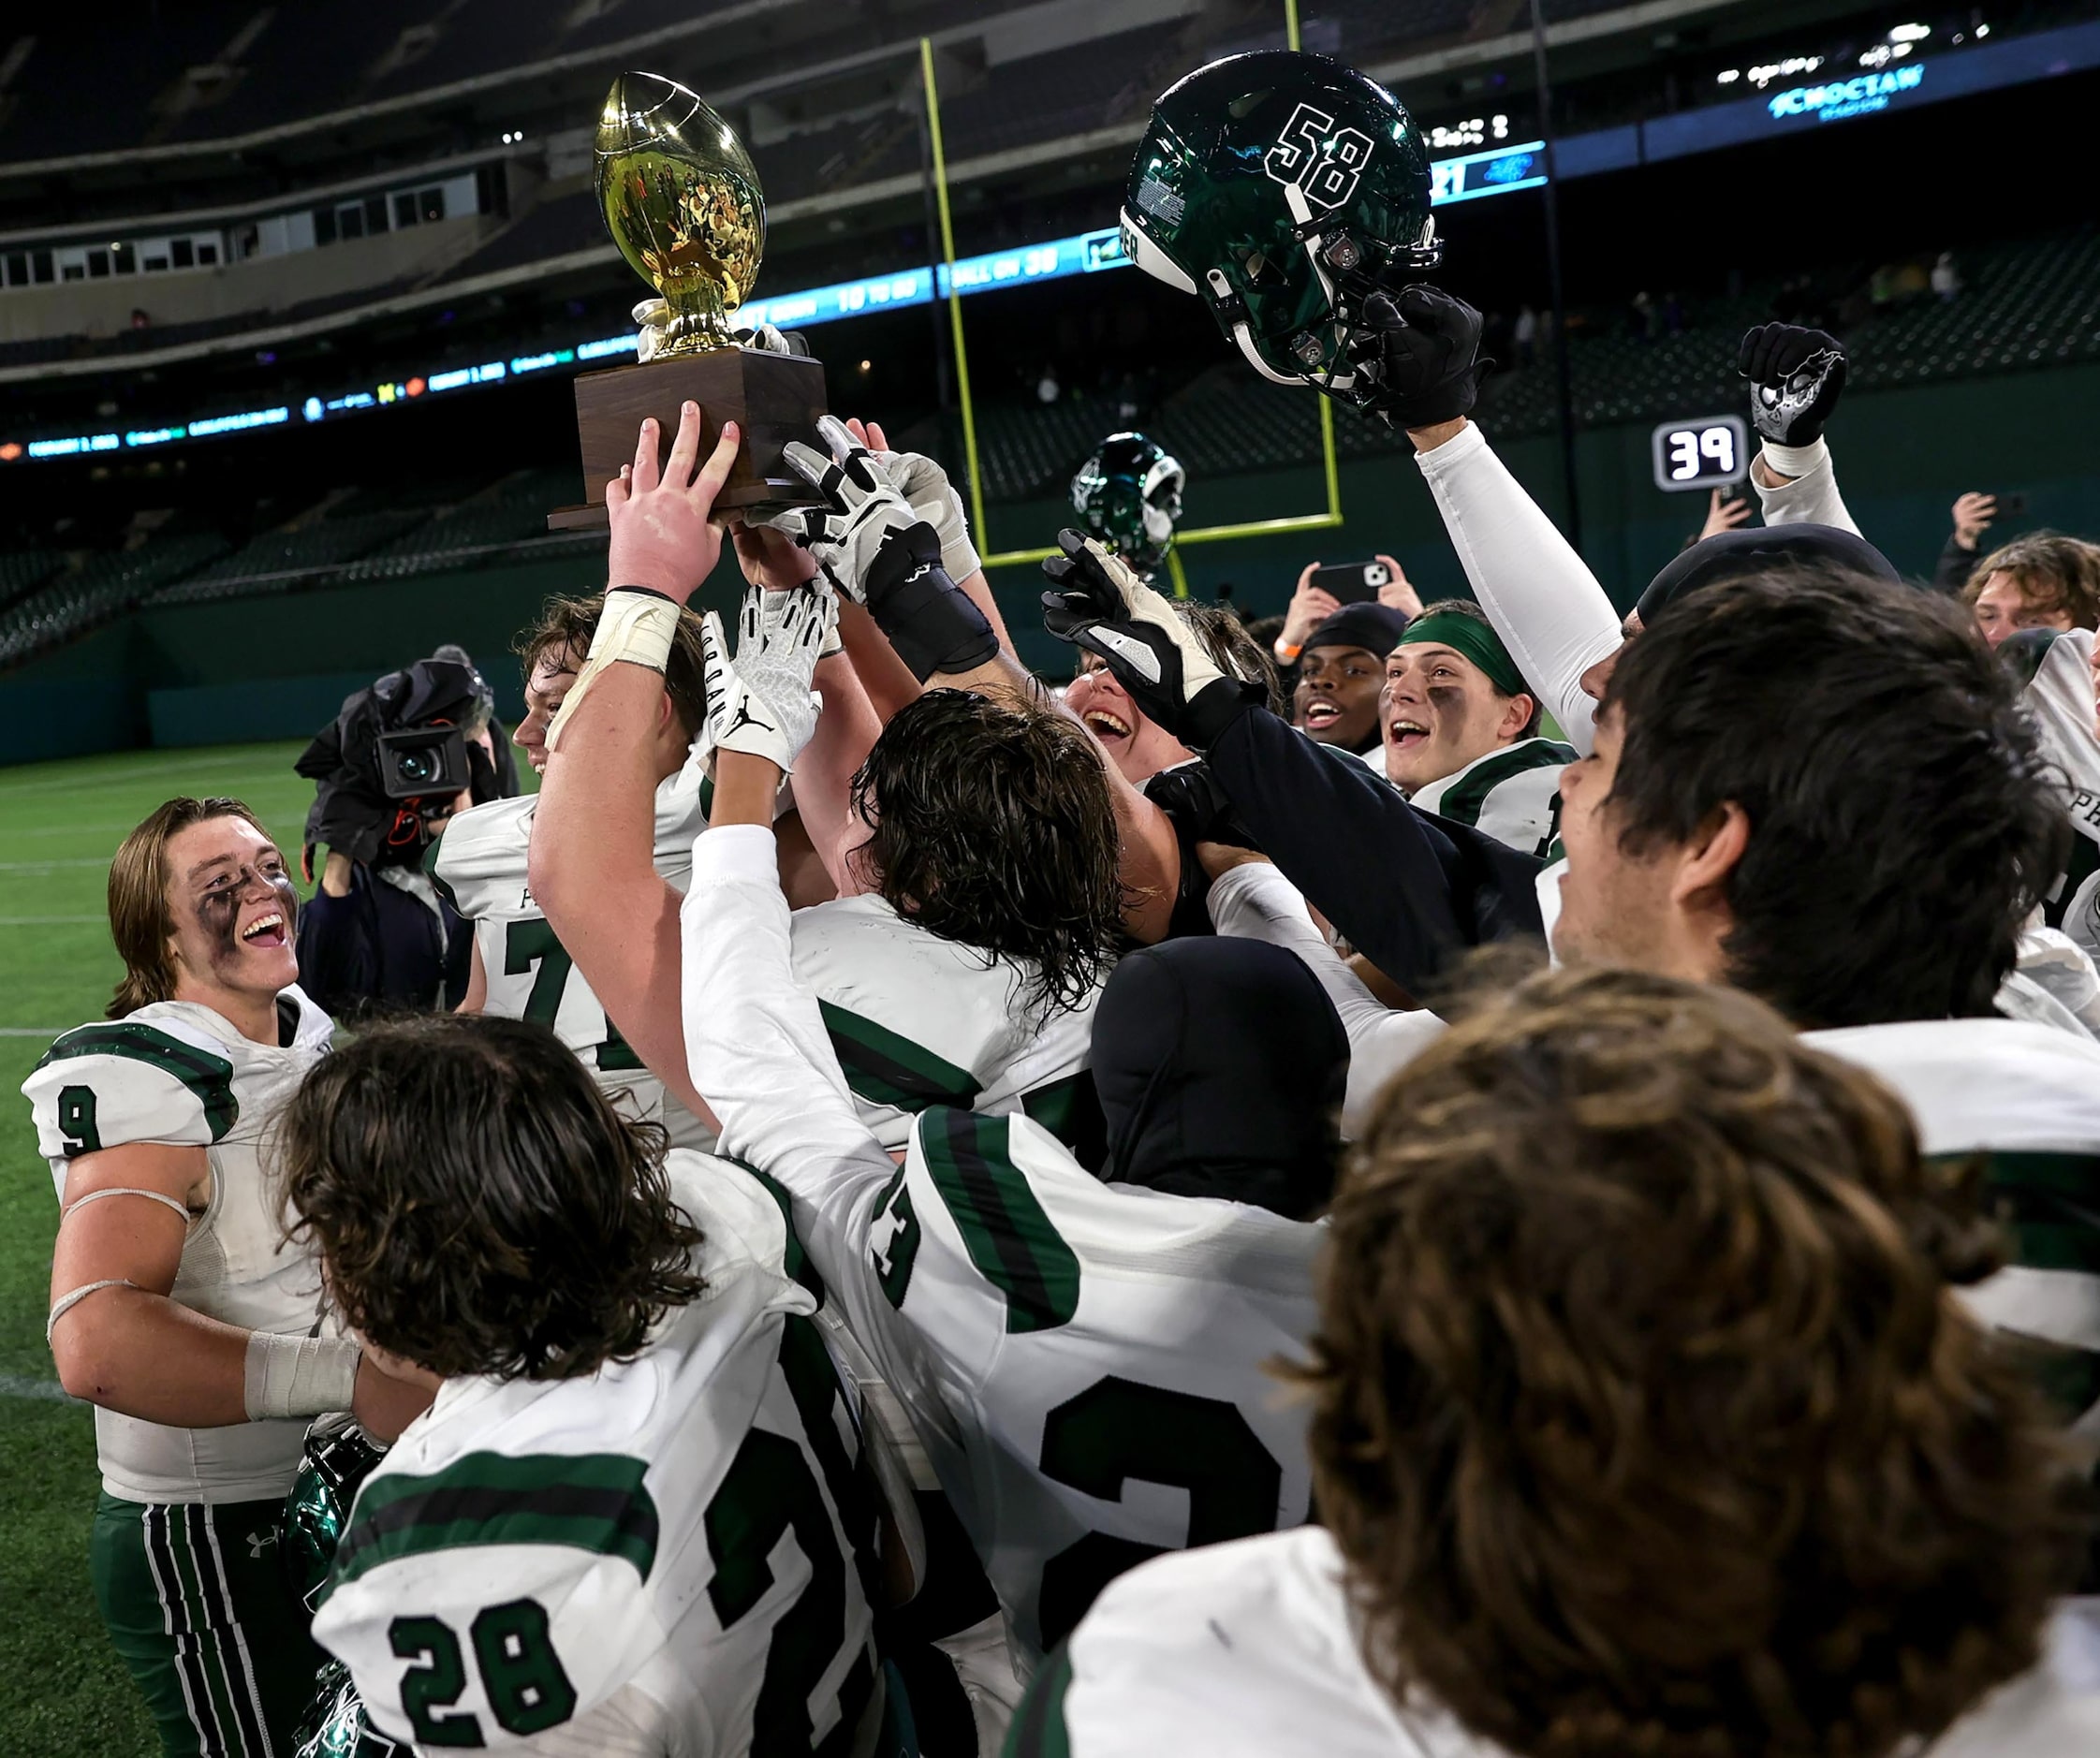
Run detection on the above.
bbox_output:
[515,593,712,740]
[1965,531,2100,630]
[1302,965,2083,1758]
[280,1013,705,1381]
[849,689,1123,1014]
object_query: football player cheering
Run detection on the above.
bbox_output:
[1010,969,2100,1757]
[285,1013,886,1756]
[682,563,1349,1713]
[1378,600,1574,857]
[22,797,426,1758]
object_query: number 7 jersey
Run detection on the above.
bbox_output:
[429,769,709,1121]
[311,1154,883,1756]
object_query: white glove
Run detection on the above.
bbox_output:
[703,584,836,774]
[758,415,927,605]
[873,447,980,581]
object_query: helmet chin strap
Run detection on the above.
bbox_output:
[1207,269,1303,387]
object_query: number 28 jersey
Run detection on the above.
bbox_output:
[312,1154,882,1756]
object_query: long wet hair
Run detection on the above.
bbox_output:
[849,690,1124,1014]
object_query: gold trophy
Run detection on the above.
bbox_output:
[549,71,827,530]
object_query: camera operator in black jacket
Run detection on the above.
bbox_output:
[293,647,518,1018]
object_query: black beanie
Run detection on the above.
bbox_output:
[1637,522,1900,630]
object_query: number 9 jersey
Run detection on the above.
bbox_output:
[310,1154,884,1756]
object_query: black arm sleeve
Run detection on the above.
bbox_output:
[1931,534,1980,596]
[1203,708,1546,992]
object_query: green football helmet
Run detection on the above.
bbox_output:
[1071,432,1184,576]
[1122,50,1439,410]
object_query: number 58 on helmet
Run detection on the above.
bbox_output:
[1120,51,1439,408]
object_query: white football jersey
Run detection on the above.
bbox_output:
[431,769,715,1147]
[1017,1529,2100,1757]
[22,989,337,1503]
[868,1109,1320,1671]
[1406,736,1574,859]
[789,893,1103,1153]
[2011,627,2100,960]
[1809,1016,2100,1431]
[313,1154,883,1756]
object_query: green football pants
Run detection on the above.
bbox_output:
[92,1491,328,1758]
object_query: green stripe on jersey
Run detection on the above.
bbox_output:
[919,1110,1079,1334]
[726,1153,826,1307]
[819,1000,983,1114]
[1944,1150,2100,1274]
[421,832,460,914]
[326,1451,658,1596]
[36,1022,239,1142]
[1432,740,1576,830]
[1006,1641,1075,1758]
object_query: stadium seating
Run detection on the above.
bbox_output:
[2,221,2093,671]
[0,535,229,668]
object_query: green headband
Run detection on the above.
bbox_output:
[1397,611,1529,699]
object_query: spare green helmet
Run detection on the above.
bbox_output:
[1122,50,1438,408]
[1071,432,1184,576]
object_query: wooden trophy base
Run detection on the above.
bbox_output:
[548,346,828,532]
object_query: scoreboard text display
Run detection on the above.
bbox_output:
[1651,415,1749,491]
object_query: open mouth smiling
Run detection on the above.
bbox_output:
[241,911,288,949]
[1388,715,1430,750]
[1082,708,1133,743]
[1302,698,1343,731]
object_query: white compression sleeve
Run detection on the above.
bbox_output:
[243,1331,362,1421]
[546,587,681,753]
[1753,436,1860,535]
[1414,422,1620,754]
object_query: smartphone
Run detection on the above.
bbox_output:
[1999,491,2028,516]
[1312,560,1392,604]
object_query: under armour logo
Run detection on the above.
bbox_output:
[724,702,774,737]
[247,1530,279,1559]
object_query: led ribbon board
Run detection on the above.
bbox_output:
[0,142,1547,464]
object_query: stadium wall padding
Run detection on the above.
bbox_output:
[5,362,2098,761]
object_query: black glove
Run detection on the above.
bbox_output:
[1143,760,1260,941]
[1143,760,1259,853]
[860,519,998,682]
[1738,323,1846,447]
[1354,286,1490,431]
[1041,531,1264,750]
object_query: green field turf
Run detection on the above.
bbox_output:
[0,740,358,1753]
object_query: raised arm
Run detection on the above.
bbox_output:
[679,600,934,1397]
[529,405,737,1131]
[1412,418,1618,755]
[1739,323,1859,536]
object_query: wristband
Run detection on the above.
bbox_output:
[547,586,681,752]
[244,1330,362,1421]
[1272,639,1302,664]
[1758,437,1827,481]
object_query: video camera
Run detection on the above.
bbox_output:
[296,652,509,872]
